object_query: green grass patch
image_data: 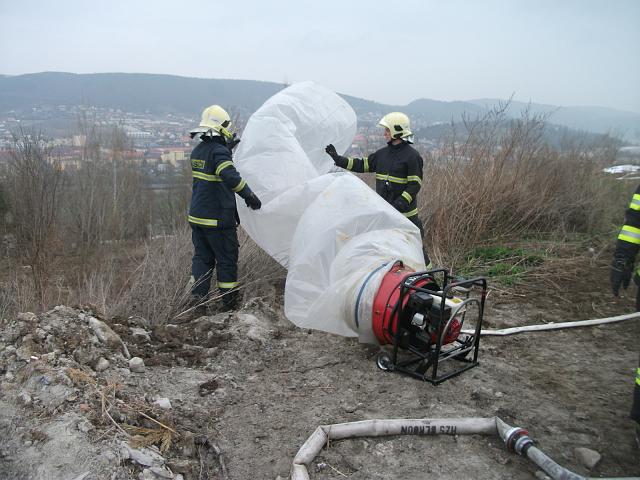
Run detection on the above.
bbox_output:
[459,244,547,286]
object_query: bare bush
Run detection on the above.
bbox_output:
[60,122,150,253]
[5,130,63,308]
[82,226,286,325]
[419,105,626,268]
[0,271,38,320]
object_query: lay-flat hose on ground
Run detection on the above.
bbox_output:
[291,417,640,480]
[461,311,640,336]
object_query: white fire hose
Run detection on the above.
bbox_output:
[462,311,640,336]
[291,417,639,480]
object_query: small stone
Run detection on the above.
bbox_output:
[148,466,174,479]
[17,312,37,323]
[94,357,110,372]
[140,469,154,480]
[24,440,32,447]
[77,419,94,433]
[534,470,551,480]
[101,450,117,463]
[130,327,151,343]
[153,397,172,410]
[342,404,357,413]
[17,391,32,406]
[122,442,165,467]
[495,391,504,398]
[175,475,184,480]
[574,447,601,470]
[129,357,146,373]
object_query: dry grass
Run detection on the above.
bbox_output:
[417,106,628,268]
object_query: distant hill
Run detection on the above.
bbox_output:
[0,72,284,116]
[469,98,640,140]
[1,72,638,141]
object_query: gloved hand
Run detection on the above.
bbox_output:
[245,192,262,210]
[611,255,634,296]
[393,196,409,212]
[325,144,339,161]
[227,133,241,151]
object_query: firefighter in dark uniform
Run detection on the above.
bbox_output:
[610,184,640,438]
[188,105,261,310]
[325,111,431,266]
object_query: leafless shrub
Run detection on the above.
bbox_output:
[418,105,625,268]
[83,225,286,325]
[5,130,63,308]
[0,271,38,319]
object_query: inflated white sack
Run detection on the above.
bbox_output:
[235,82,425,340]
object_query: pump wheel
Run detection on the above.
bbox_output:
[376,352,394,371]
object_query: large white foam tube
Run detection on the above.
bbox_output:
[461,311,640,336]
[291,417,640,480]
[234,82,424,341]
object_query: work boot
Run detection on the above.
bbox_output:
[186,295,208,319]
[220,289,240,312]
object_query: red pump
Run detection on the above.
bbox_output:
[372,261,486,384]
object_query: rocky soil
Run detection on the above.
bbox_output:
[1,260,639,480]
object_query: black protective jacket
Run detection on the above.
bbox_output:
[334,141,423,218]
[188,136,254,229]
[614,184,640,262]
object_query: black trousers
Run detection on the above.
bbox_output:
[408,214,431,267]
[190,224,239,299]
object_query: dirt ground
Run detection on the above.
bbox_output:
[1,254,639,480]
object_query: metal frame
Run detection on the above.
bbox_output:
[377,268,487,384]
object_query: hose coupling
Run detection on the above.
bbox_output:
[504,427,534,455]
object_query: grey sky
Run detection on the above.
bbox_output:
[1,0,639,112]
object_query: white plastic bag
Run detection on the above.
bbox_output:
[235,82,425,341]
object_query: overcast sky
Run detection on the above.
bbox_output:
[1,0,638,112]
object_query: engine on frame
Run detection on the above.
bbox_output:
[372,261,487,384]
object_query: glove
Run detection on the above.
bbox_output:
[393,196,409,212]
[611,255,634,296]
[244,192,262,210]
[227,133,241,151]
[325,144,339,161]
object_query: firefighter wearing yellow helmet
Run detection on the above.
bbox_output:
[325,112,430,266]
[188,105,262,311]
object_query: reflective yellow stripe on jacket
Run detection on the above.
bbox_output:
[407,175,422,185]
[376,174,408,184]
[232,179,247,192]
[401,191,413,203]
[346,157,354,171]
[619,225,640,244]
[218,281,239,289]
[636,367,640,386]
[192,172,222,182]
[630,194,640,211]
[403,208,418,218]
[188,215,218,227]
[215,161,234,176]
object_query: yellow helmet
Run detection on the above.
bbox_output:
[378,112,412,140]
[190,105,233,139]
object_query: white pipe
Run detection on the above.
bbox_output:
[461,311,640,336]
[291,417,640,480]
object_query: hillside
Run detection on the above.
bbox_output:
[1,72,639,140]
